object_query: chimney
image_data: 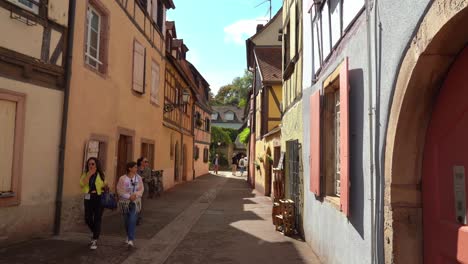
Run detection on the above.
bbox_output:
[256,24,264,33]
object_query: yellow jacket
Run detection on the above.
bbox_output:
[80,172,105,195]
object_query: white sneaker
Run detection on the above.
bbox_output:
[127,240,134,247]
[90,240,97,250]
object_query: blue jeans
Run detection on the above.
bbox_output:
[123,203,138,241]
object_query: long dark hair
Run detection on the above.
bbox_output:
[85,157,105,180]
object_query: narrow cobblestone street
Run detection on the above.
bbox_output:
[0,172,320,264]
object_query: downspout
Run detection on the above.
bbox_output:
[54,0,76,235]
[365,0,377,263]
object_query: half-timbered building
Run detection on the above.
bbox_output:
[0,0,70,243]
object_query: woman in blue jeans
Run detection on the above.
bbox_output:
[117,161,144,247]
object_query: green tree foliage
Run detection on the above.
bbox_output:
[210,126,232,145]
[210,70,253,107]
[238,127,250,144]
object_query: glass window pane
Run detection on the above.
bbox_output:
[0,100,16,192]
[330,0,342,47]
[90,31,99,50]
[19,0,33,8]
[313,19,321,74]
[343,0,364,30]
[91,11,100,31]
[322,3,331,59]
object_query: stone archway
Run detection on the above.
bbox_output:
[384,1,468,263]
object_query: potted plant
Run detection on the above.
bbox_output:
[266,154,273,163]
[254,160,261,170]
[258,155,264,163]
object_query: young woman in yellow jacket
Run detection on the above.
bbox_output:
[79,157,106,250]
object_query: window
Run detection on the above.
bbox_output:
[224,111,234,121]
[203,148,208,163]
[211,113,218,120]
[85,1,108,74]
[0,91,25,206]
[170,133,174,160]
[132,40,146,93]
[309,58,350,216]
[8,0,39,14]
[194,146,199,160]
[205,118,210,131]
[323,84,341,197]
[310,0,364,76]
[83,139,107,171]
[136,0,147,10]
[150,60,160,104]
[283,21,290,71]
[141,141,155,168]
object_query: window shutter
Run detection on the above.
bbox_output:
[339,57,350,216]
[0,100,16,192]
[150,61,160,103]
[133,40,146,93]
[309,90,321,195]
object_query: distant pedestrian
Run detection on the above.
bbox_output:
[80,157,106,250]
[238,154,246,176]
[213,154,219,175]
[136,157,151,225]
[231,154,238,175]
[117,161,144,248]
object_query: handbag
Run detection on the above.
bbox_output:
[101,190,117,210]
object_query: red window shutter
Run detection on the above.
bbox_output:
[133,40,146,93]
[339,57,350,216]
[309,90,321,195]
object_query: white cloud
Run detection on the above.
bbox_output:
[224,17,268,45]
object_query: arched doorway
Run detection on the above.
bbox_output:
[385,3,468,263]
[423,46,468,263]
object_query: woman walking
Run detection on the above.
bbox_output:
[117,161,144,247]
[79,157,106,250]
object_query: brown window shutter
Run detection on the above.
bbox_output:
[309,89,321,196]
[339,57,350,217]
[133,40,146,93]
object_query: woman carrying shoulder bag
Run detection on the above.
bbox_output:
[79,157,106,250]
[117,161,144,248]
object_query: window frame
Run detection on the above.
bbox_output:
[0,89,26,207]
[84,0,109,76]
[85,5,102,70]
[8,0,40,15]
[224,111,235,121]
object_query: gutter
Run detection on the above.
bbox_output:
[54,0,76,235]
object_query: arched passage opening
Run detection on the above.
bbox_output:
[385,3,468,263]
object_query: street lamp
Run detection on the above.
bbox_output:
[164,89,191,113]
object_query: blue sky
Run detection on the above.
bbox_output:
[167,0,282,95]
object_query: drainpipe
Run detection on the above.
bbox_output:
[365,0,377,263]
[54,0,76,236]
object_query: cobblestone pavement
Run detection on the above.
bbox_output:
[0,172,321,264]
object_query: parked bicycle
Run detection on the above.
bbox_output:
[148,170,163,198]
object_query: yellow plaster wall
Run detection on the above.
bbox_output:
[0,8,43,59]
[254,133,281,196]
[0,77,63,244]
[61,0,168,229]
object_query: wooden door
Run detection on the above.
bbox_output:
[174,142,179,182]
[117,135,131,183]
[182,144,187,181]
[423,47,468,263]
